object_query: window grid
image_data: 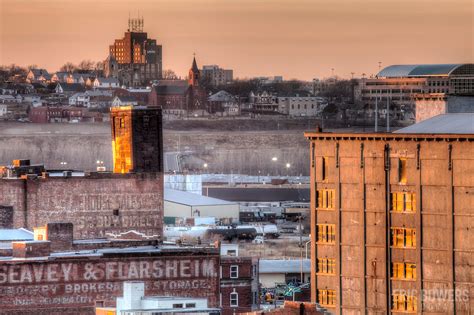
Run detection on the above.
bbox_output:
[317,289,336,307]
[391,192,416,213]
[317,224,336,244]
[391,262,416,280]
[317,258,336,275]
[391,294,417,313]
[391,228,416,248]
[317,189,335,210]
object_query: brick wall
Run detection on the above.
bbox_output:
[0,251,220,314]
[0,173,163,239]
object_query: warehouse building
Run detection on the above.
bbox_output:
[305,118,474,313]
[164,189,239,223]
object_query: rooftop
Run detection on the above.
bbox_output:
[377,63,474,78]
[259,259,311,274]
[0,228,34,242]
[394,113,474,134]
[164,188,236,206]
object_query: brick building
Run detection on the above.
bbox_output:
[110,106,163,174]
[103,18,162,87]
[2,106,164,240]
[220,256,259,315]
[0,222,220,314]
[28,106,85,123]
[148,57,209,117]
[305,124,474,313]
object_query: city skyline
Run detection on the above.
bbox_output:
[0,0,472,80]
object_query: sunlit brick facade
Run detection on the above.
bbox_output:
[305,131,474,314]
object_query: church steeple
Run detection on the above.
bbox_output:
[188,54,200,87]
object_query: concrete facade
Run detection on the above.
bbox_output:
[415,94,474,122]
[305,131,474,314]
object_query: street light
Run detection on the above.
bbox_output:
[271,157,278,162]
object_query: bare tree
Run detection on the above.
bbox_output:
[162,69,178,80]
[77,60,95,71]
[95,61,104,71]
[27,64,38,71]
[59,62,76,72]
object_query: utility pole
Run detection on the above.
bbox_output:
[386,94,390,132]
[299,215,303,284]
[375,96,378,132]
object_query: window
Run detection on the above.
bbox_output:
[119,117,125,128]
[185,303,196,308]
[230,265,239,278]
[317,289,336,307]
[392,294,417,313]
[398,158,407,183]
[391,228,416,248]
[317,189,335,210]
[317,258,336,275]
[321,157,328,181]
[230,292,238,307]
[317,224,336,244]
[113,209,119,216]
[172,304,183,308]
[391,192,416,213]
[391,262,416,280]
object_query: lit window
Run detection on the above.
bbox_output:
[317,189,335,210]
[317,289,336,307]
[391,192,416,213]
[391,228,416,248]
[317,258,336,275]
[391,262,416,280]
[317,224,336,244]
[230,265,238,278]
[392,294,417,313]
[230,292,238,307]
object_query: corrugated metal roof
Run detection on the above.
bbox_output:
[0,228,34,241]
[377,64,464,78]
[395,113,474,134]
[259,259,311,273]
[164,188,237,206]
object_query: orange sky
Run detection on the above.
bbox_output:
[0,0,473,80]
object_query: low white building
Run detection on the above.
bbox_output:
[0,104,8,117]
[0,95,21,104]
[69,93,90,106]
[259,259,311,288]
[112,281,219,315]
[94,77,120,89]
[278,93,327,116]
[164,188,239,222]
[112,95,138,107]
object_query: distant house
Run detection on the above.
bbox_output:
[68,93,90,106]
[208,90,239,116]
[94,77,120,89]
[55,83,86,95]
[0,104,8,117]
[0,95,21,104]
[51,72,69,83]
[26,69,51,83]
[111,95,138,107]
[66,73,90,85]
